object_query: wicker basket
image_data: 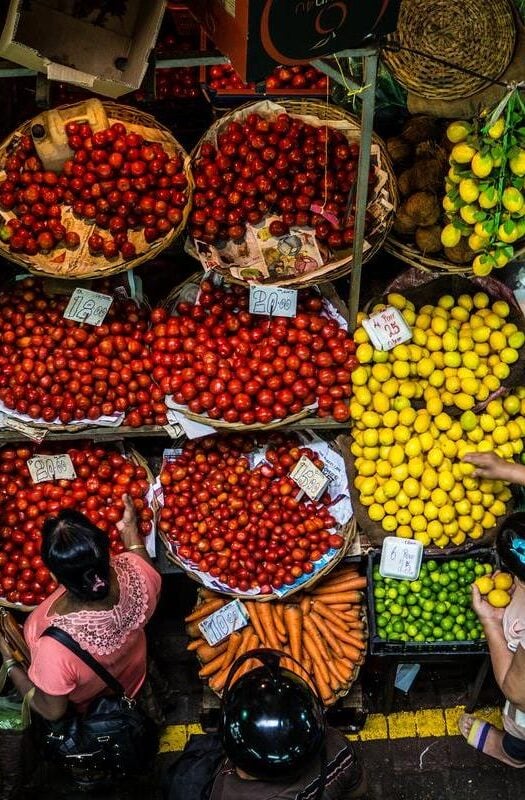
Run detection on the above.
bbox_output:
[385,234,525,276]
[187,573,368,705]
[159,432,357,600]
[382,0,516,100]
[348,449,511,556]
[0,445,156,613]
[190,99,398,287]
[0,101,193,280]
[162,272,350,432]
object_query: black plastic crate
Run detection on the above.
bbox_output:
[367,548,497,657]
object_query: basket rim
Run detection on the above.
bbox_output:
[188,98,398,287]
[0,100,194,280]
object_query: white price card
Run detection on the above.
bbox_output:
[362,306,412,351]
[63,288,113,327]
[290,455,330,501]
[198,599,249,646]
[27,454,77,484]
[379,536,423,581]
[249,286,298,317]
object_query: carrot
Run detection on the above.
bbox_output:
[309,610,343,658]
[273,604,287,640]
[257,603,280,650]
[311,591,363,605]
[199,650,229,677]
[329,604,353,611]
[303,616,331,669]
[314,576,367,593]
[196,640,228,663]
[312,660,335,704]
[185,599,225,622]
[187,638,205,651]
[311,574,359,592]
[284,605,303,663]
[303,632,330,684]
[245,602,267,645]
[326,620,366,647]
[300,596,311,615]
[327,658,347,686]
[185,622,201,639]
[237,627,257,658]
[223,631,243,667]
[312,599,347,627]
[346,620,365,631]
[339,642,362,662]
[335,658,356,680]
[200,589,220,600]
[341,630,366,650]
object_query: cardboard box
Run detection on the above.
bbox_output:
[0,0,165,99]
[189,0,400,82]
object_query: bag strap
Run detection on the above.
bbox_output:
[42,626,125,697]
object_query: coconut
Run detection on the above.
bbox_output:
[409,159,445,193]
[392,206,418,236]
[404,192,440,226]
[444,239,475,264]
[386,136,412,164]
[401,116,440,145]
[397,169,414,196]
[415,225,442,254]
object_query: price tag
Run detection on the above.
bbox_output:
[379,536,423,581]
[0,412,47,442]
[362,306,412,351]
[249,286,297,318]
[290,455,330,501]
[27,454,77,484]
[63,288,113,326]
[198,599,249,646]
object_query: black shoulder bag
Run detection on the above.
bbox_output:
[40,626,158,778]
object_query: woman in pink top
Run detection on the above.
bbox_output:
[0,494,161,723]
[459,452,525,768]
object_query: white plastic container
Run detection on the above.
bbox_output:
[30,99,109,172]
[379,536,423,581]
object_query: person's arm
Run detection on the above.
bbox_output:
[462,452,525,485]
[117,493,153,566]
[471,584,514,691]
[502,644,525,709]
[0,637,68,721]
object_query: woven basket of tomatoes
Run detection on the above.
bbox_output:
[0,100,192,279]
[0,276,168,431]
[157,431,356,599]
[0,443,156,611]
[152,273,356,430]
[187,98,397,287]
[185,564,368,705]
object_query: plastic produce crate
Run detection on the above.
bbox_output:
[367,549,496,657]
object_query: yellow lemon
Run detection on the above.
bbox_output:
[487,589,511,608]
[459,178,480,203]
[427,520,443,539]
[368,503,385,522]
[384,499,399,516]
[356,342,375,364]
[501,347,519,364]
[447,120,471,143]
[417,357,435,378]
[438,505,455,524]
[351,366,369,386]
[471,151,493,178]
[408,458,424,479]
[441,224,461,248]
[451,143,477,163]
[411,515,427,533]
[421,468,438,490]
[427,447,443,468]
[478,188,499,209]
[509,331,525,349]
[498,220,520,244]
[361,411,381,429]
[373,392,391,414]
[387,293,407,310]
[494,572,513,591]
[474,575,494,595]
[509,149,525,177]
[382,516,397,533]
[487,116,505,139]
[383,479,401,499]
[460,204,479,225]
[502,187,524,214]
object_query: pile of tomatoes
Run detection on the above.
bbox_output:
[0,118,189,260]
[0,444,154,606]
[147,279,356,425]
[189,110,374,248]
[206,64,327,94]
[0,278,167,427]
[158,434,343,594]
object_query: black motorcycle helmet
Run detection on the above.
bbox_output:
[220,648,326,781]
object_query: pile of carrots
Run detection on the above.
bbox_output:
[185,565,367,705]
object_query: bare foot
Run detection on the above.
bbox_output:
[459,713,525,768]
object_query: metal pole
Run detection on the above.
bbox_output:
[348,50,378,332]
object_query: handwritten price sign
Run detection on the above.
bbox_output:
[290,455,330,501]
[249,286,297,318]
[362,306,412,351]
[63,288,113,327]
[27,455,77,484]
[198,599,249,646]
[379,536,423,581]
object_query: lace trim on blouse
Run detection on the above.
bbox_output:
[48,555,148,656]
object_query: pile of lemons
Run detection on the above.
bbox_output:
[351,291,525,549]
[474,570,513,608]
[442,113,525,277]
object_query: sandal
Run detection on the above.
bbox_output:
[459,713,525,768]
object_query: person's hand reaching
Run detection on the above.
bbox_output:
[471,583,505,626]
[116,494,140,549]
[462,452,516,482]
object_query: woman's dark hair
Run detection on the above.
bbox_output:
[41,510,111,601]
[496,512,525,582]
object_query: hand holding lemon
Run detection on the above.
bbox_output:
[462,451,520,483]
[471,582,506,624]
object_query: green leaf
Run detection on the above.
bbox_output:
[504,219,515,235]
[452,219,463,230]
[491,145,503,160]
[486,186,496,201]
[474,211,487,222]
[502,245,515,258]
[484,218,497,234]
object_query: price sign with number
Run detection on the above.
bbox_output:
[63,288,113,327]
[27,455,77,484]
[362,306,412,351]
[290,455,330,501]
[379,536,423,581]
[249,286,297,318]
[198,599,249,646]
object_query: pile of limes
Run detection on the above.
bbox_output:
[442,99,525,276]
[351,292,525,548]
[475,570,513,607]
[373,559,489,643]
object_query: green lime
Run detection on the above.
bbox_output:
[377,613,390,627]
[423,600,435,612]
[474,564,486,576]
[436,602,448,615]
[483,563,492,575]
[422,611,433,622]
[393,619,405,633]
[464,559,475,570]
[387,588,398,600]
[406,594,417,606]
[458,564,467,576]
[414,633,426,642]
[437,590,448,603]
[444,632,455,641]
[430,571,441,584]
[468,628,480,640]
[421,587,432,599]
[410,580,422,593]
[390,603,403,616]
[375,601,386,614]
[448,581,459,592]
[427,560,438,572]
[442,617,454,631]
[433,627,444,639]
[411,606,422,619]
[455,613,466,625]
[455,628,467,640]
[374,586,386,598]
[398,583,410,596]
[449,560,459,571]
[422,624,432,637]
[439,574,451,587]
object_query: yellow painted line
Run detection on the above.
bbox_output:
[158,705,502,752]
